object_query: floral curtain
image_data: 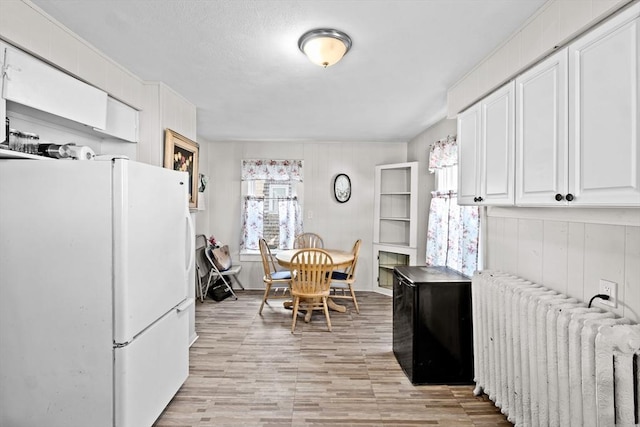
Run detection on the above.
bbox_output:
[426,193,479,277]
[278,198,303,249]
[428,135,458,173]
[241,160,303,181]
[240,196,302,251]
[446,195,480,277]
[240,196,264,251]
[425,192,451,266]
[426,136,479,277]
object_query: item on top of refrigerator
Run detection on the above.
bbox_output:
[22,132,40,154]
[8,129,23,151]
[37,143,72,159]
[66,144,95,160]
[36,143,95,160]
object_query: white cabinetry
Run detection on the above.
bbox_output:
[373,162,418,295]
[516,3,639,207]
[516,48,568,205]
[458,82,515,206]
[374,162,418,247]
[567,2,640,206]
[2,46,107,130]
[95,97,139,143]
[457,103,481,205]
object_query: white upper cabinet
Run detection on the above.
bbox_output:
[457,103,481,205]
[458,82,515,206]
[567,2,640,206]
[478,2,639,208]
[516,48,569,206]
[94,97,139,143]
[2,46,107,130]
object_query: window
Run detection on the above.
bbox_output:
[268,184,289,213]
[240,160,303,252]
[426,136,479,277]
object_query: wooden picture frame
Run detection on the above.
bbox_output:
[164,129,199,209]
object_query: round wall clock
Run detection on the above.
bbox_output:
[334,173,351,203]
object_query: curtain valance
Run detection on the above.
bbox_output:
[428,135,457,173]
[241,160,303,181]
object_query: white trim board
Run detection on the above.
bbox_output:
[487,207,640,227]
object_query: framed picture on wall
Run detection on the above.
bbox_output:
[164,129,199,209]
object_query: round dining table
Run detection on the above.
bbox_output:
[275,248,354,315]
[275,248,354,270]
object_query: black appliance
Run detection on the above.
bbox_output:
[393,265,473,385]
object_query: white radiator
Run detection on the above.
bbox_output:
[472,270,640,427]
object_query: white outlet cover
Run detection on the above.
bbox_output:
[598,279,617,308]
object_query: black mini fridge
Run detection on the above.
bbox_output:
[392,266,473,385]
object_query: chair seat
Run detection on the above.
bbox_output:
[330,282,350,289]
[271,270,292,280]
[216,264,242,275]
[331,271,349,280]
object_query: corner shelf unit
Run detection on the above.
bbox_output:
[374,162,418,247]
[373,162,418,295]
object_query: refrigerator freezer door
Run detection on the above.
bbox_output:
[0,160,115,427]
[114,299,191,427]
[113,159,191,343]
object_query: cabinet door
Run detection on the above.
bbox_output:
[516,49,569,206]
[568,3,640,206]
[374,244,416,296]
[2,47,108,130]
[481,81,515,205]
[457,103,481,205]
[94,97,139,142]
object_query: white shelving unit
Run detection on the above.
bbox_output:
[373,162,418,295]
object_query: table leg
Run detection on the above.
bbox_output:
[327,298,346,313]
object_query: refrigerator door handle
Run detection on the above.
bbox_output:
[176,298,194,313]
[185,213,195,272]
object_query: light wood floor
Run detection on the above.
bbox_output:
[154,291,511,427]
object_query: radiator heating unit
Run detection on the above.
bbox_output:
[472,270,640,427]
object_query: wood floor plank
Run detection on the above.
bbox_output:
[154,291,510,426]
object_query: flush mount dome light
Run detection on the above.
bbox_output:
[298,28,352,68]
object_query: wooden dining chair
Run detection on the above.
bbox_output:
[293,232,324,249]
[289,248,334,333]
[329,239,361,313]
[258,238,292,315]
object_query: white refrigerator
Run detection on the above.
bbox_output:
[0,156,195,427]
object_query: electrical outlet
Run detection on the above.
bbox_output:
[598,279,617,308]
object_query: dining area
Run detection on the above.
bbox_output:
[258,232,361,333]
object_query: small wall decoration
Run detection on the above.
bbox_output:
[334,173,351,203]
[164,129,199,209]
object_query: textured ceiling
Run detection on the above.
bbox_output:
[30,0,546,143]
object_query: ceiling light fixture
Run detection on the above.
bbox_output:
[298,28,352,68]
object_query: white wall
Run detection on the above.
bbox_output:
[485,208,639,322]
[198,139,407,291]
